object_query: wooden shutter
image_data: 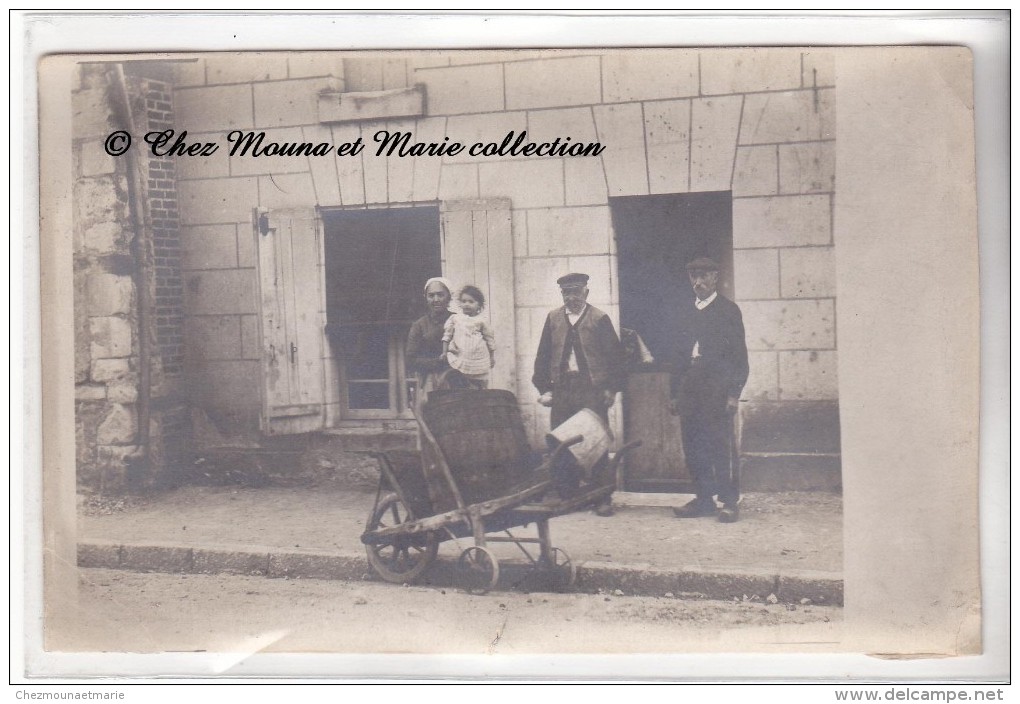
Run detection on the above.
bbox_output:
[254,208,327,435]
[440,198,516,393]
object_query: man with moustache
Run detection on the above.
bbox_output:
[533,273,625,517]
[669,257,749,523]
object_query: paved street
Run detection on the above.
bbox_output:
[54,568,842,656]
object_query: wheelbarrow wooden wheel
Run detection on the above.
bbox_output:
[534,546,575,587]
[365,493,438,584]
[543,547,577,590]
[457,546,500,594]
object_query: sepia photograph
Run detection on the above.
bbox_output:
[22,12,1007,683]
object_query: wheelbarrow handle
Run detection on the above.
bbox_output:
[560,434,585,448]
[547,433,584,464]
[605,440,643,491]
[607,440,642,469]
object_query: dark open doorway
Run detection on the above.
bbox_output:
[611,192,733,492]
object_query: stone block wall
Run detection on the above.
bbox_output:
[171,55,346,443]
[169,49,839,489]
[410,49,838,480]
[74,65,138,491]
[73,64,191,492]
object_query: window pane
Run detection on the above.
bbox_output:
[323,206,442,325]
[344,327,391,380]
[348,382,390,410]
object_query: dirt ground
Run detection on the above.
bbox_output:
[54,568,843,656]
[79,487,843,575]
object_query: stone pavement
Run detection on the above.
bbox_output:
[77,486,843,604]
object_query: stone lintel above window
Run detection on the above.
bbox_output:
[318,85,426,124]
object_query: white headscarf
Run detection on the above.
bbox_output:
[423,277,459,313]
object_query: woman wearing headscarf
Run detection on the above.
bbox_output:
[406,277,456,415]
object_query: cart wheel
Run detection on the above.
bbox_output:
[551,547,577,589]
[457,546,500,594]
[544,547,577,590]
[365,493,438,584]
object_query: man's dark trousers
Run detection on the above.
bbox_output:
[679,361,737,505]
[551,371,609,429]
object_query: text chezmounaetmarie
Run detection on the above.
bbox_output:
[142,128,607,159]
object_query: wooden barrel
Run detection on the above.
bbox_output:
[422,390,536,507]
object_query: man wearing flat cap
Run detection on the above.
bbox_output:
[670,257,749,523]
[533,273,625,516]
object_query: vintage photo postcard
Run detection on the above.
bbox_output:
[27,32,1002,679]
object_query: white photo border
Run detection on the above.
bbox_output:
[12,10,1010,684]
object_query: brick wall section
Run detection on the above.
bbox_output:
[171,49,840,488]
[137,76,193,484]
[143,79,185,380]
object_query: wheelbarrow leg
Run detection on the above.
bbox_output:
[537,519,553,564]
[534,518,575,590]
[469,507,487,548]
[458,507,499,594]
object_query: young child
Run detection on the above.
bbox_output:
[442,285,496,389]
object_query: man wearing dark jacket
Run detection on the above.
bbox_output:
[669,257,749,523]
[532,273,626,428]
[533,272,626,516]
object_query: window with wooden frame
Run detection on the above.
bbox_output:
[253,198,515,434]
[323,206,441,420]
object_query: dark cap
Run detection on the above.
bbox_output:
[685,257,720,273]
[556,272,590,289]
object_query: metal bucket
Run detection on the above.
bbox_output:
[546,409,612,475]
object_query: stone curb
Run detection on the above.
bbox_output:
[77,540,843,606]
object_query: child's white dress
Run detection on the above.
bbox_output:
[443,313,496,380]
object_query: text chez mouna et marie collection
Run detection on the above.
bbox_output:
[103,128,607,159]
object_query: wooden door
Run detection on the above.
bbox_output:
[611,192,733,492]
[624,372,690,491]
[254,208,327,436]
